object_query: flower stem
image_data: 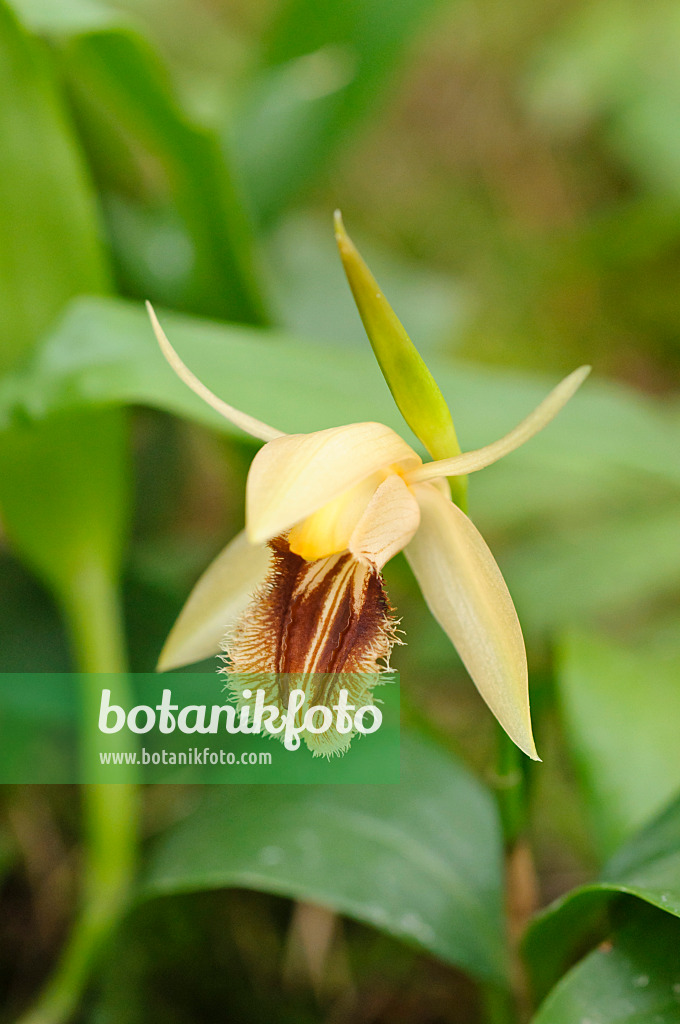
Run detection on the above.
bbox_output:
[487,725,538,1024]
[494,726,526,845]
[480,984,518,1024]
[15,560,138,1024]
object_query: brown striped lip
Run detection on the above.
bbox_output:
[224,536,398,676]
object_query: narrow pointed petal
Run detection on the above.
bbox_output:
[147,302,283,443]
[246,422,421,544]
[405,483,538,759]
[407,365,591,484]
[157,530,272,671]
[349,473,421,568]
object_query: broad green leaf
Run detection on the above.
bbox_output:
[0,0,109,374]
[2,295,679,488]
[0,555,71,671]
[0,0,129,668]
[141,732,508,984]
[0,409,129,607]
[3,296,680,637]
[469,455,645,533]
[503,501,680,636]
[556,631,680,858]
[525,794,680,999]
[10,0,267,324]
[234,0,447,221]
[531,907,680,1024]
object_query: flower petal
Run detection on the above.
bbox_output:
[405,483,538,759]
[147,302,283,443]
[406,365,591,484]
[288,472,383,560]
[157,530,272,671]
[246,423,421,545]
[349,473,421,568]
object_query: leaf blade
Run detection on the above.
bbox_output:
[142,733,508,984]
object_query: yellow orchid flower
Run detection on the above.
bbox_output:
[148,303,589,760]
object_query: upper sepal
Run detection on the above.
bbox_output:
[334,212,467,508]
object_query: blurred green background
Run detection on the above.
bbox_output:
[1,0,680,1021]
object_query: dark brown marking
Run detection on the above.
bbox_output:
[225,537,397,675]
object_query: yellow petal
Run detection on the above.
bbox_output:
[349,473,421,568]
[405,483,538,759]
[147,302,283,443]
[157,530,271,671]
[407,366,591,484]
[246,422,421,545]
[289,472,383,560]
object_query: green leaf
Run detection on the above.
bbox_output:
[3,295,680,633]
[0,409,129,605]
[3,295,680,486]
[10,0,268,324]
[0,554,72,671]
[531,907,680,1024]
[0,0,109,375]
[141,732,508,985]
[501,499,680,636]
[556,631,680,859]
[234,0,447,221]
[0,0,129,664]
[524,794,680,1000]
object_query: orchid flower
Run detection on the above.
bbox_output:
[149,300,589,761]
